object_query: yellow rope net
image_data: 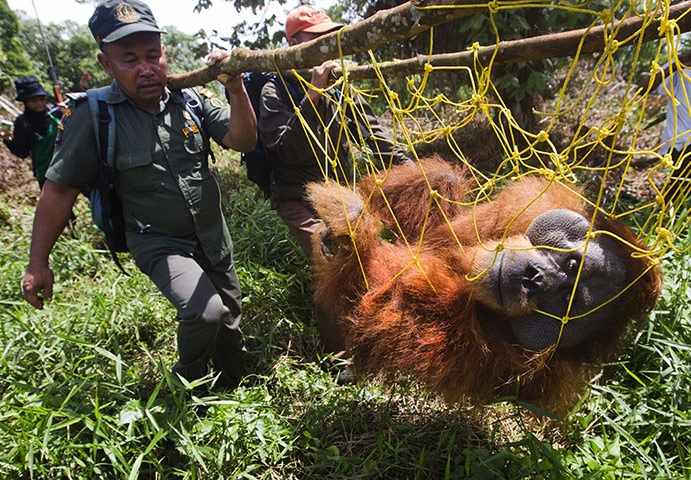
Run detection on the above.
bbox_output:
[273,1,689,344]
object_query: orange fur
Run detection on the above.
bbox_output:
[309,158,662,412]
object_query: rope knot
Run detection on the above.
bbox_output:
[659,18,677,37]
[600,9,613,24]
[375,179,384,187]
[614,111,626,126]
[605,40,620,55]
[662,154,674,168]
[488,0,500,14]
[536,131,549,143]
[656,227,672,244]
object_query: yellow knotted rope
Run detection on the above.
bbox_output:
[276,1,687,350]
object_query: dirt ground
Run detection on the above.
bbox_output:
[0,109,38,206]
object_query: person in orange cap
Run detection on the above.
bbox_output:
[285,4,344,42]
[257,5,411,361]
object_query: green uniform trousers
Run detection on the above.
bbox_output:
[136,246,246,389]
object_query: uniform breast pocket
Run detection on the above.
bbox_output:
[116,151,161,192]
[183,126,205,155]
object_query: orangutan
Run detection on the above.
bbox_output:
[308,156,662,410]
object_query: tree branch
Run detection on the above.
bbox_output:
[338,0,691,80]
[168,0,691,88]
[167,0,486,89]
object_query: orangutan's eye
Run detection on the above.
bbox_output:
[566,257,580,272]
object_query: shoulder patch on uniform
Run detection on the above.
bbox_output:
[55,122,65,145]
[210,97,225,108]
[199,87,215,99]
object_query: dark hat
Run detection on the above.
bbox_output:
[88,0,165,46]
[14,75,50,102]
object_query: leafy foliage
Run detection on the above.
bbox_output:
[0,0,32,93]
[192,0,345,49]
[161,26,211,76]
[10,12,208,95]
[15,16,110,92]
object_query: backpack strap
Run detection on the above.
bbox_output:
[87,87,116,169]
[267,74,304,107]
[179,88,216,163]
[86,86,129,275]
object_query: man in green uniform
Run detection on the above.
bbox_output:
[21,0,257,391]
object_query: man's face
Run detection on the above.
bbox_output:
[98,32,167,111]
[25,96,47,113]
[288,30,325,46]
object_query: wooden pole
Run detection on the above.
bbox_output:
[339,0,691,80]
[167,0,486,88]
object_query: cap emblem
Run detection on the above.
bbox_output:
[116,3,141,23]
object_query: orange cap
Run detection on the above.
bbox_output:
[285,5,343,39]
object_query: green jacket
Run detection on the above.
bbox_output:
[46,81,233,265]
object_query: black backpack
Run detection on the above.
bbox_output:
[85,86,208,273]
[232,72,304,198]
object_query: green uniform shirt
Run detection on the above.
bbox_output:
[46,81,233,265]
[259,77,410,207]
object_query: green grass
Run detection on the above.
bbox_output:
[0,152,689,479]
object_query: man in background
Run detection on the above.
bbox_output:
[258,5,411,357]
[644,49,691,205]
[1,75,65,190]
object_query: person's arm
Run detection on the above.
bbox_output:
[639,50,691,91]
[1,115,33,158]
[22,180,80,309]
[349,91,412,167]
[219,74,257,152]
[260,61,337,153]
[203,49,257,152]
